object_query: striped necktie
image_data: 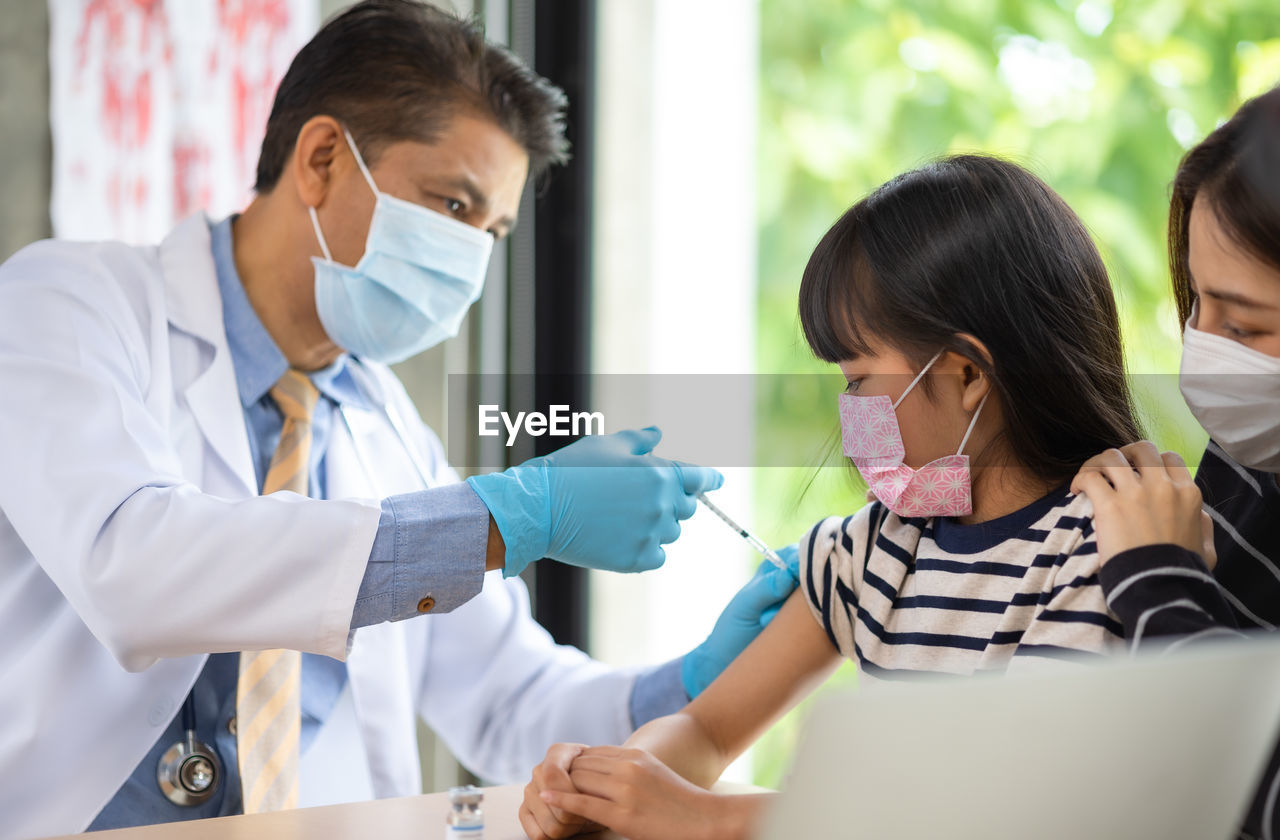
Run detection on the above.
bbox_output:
[236,369,319,813]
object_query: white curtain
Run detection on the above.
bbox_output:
[49,0,319,243]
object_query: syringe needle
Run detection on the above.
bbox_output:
[696,493,788,571]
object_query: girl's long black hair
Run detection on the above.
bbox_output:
[798,154,1143,485]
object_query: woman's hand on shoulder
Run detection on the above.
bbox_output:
[1070,441,1215,568]
[536,746,746,840]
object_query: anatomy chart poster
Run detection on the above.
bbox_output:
[49,0,318,243]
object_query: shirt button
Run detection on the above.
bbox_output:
[417,596,436,613]
[227,716,237,736]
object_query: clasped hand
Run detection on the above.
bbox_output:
[520,743,725,840]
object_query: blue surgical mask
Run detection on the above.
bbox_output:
[308,127,495,365]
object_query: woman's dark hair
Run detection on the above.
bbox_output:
[1169,85,1280,325]
[254,0,569,193]
[798,154,1143,484]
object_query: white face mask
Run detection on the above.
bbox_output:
[1179,306,1280,472]
[308,127,494,365]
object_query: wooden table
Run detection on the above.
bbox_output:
[52,782,767,840]
[51,785,618,840]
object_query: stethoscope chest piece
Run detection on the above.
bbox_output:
[157,731,221,807]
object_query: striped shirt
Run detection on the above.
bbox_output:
[800,486,1126,681]
[1200,441,1280,633]
[1098,440,1280,840]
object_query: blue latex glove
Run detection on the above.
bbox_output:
[681,543,800,698]
[466,427,724,578]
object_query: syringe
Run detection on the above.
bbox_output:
[696,493,788,571]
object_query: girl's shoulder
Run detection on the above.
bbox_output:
[800,501,876,560]
[1033,488,1097,547]
[1028,490,1106,587]
[799,501,914,584]
[1039,489,1097,544]
[797,503,888,654]
[1048,486,1095,520]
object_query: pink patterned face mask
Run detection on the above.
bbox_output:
[838,351,989,518]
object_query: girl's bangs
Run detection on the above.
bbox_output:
[798,214,883,362]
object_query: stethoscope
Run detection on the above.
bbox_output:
[156,692,221,806]
[154,388,431,807]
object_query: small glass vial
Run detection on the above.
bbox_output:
[445,785,484,839]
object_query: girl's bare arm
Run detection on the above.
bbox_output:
[619,590,841,785]
[520,591,842,840]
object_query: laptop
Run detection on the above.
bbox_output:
[757,637,1280,840]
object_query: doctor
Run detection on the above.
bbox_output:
[0,1,796,837]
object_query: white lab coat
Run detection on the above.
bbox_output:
[0,215,637,840]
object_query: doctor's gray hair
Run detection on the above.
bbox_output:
[253,0,569,193]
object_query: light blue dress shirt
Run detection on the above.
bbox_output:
[89,216,686,830]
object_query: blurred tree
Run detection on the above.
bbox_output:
[751,0,1280,787]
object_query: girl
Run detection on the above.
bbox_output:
[1072,85,1280,840]
[520,154,1144,840]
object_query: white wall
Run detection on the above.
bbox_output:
[592,0,761,778]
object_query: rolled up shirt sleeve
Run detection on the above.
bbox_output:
[628,657,690,728]
[352,483,489,627]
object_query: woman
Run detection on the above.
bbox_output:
[1072,84,1280,840]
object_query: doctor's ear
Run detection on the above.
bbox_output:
[290,116,346,209]
[951,333,995,413]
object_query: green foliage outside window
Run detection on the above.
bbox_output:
[750,0,1280,788]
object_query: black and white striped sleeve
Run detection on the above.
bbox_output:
[1097,543,1242,650]
[1100,542,1277,840]
[799,506,880,660]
